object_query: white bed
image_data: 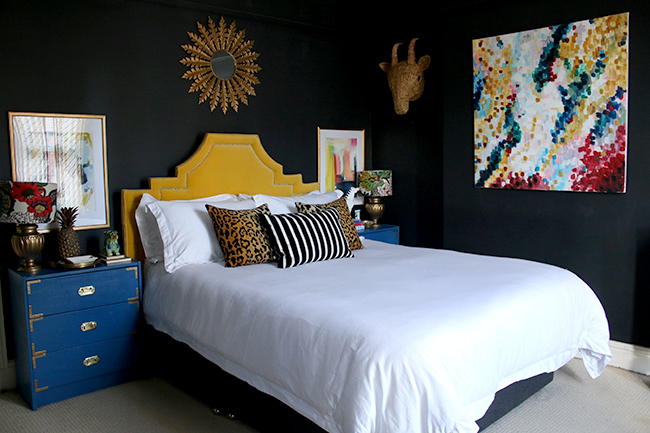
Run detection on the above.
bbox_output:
[142,241,610,433]
[121,133,611,433]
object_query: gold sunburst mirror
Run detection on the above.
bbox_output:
[180,16,261,114]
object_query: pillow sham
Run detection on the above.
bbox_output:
[206,203,275,268]
[295,196,364,250]
[239,189,328,201]
[261,208,353,268]
[146,197,256,272]
[252,190,342,214]
[135,193,240,264]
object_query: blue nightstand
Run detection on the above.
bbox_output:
[8,262,142,410]
[359,224,400,245]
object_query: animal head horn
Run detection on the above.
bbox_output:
[408,38,418,64]
[392,42,402,65]
[379,38,431,115]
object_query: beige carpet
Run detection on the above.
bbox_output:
[0,358,648,432]
[0,375,257,433]
[484,358,650,433]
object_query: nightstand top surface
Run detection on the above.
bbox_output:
[361,224,399,232]
[9,261,139,279]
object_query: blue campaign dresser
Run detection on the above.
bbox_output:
[360,224,400,245]
[8,261,142,410]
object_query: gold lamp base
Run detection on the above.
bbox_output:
[11,224,45,272]
[365,197,385,226]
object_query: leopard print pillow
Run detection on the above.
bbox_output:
[296,196,364,250]
[206,203,274,267]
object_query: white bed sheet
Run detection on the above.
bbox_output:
[143,240,611,433]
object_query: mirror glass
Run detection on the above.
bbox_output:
[9,112,109,231]
[211,50,236,80]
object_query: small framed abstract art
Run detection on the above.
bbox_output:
[318,128,365,194]
[473,13,629,193]
[9,112,109,230]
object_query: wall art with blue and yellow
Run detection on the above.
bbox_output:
[473,13,628,192]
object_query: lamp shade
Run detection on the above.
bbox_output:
[0,181,57,224]
[358,170,393,197]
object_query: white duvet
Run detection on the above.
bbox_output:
[144,240,611,433]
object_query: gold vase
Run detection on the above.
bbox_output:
[11,224,45,272]
[365,197,385,226]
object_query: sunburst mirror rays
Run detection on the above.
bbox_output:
[180,16,261,114]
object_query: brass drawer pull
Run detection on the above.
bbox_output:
[83,355,100,367]
[80,321,97,332]
[78,285,95,296]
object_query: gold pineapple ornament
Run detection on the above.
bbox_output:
[56,207,81,259]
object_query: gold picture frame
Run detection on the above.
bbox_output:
[9,112,109,231]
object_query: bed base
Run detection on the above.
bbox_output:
[145,327,324,432]
[476,369,553,430]
[144,327,552,432]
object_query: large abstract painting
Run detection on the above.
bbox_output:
[473,13,628,192]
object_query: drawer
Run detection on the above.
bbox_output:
[31,301,141,353]
[29,369,139,410]
[362,227,399,244]
[32,335,139,391]
[27,266,140,315]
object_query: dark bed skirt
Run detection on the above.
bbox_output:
[143,327,553,432]
[476,368,553,430]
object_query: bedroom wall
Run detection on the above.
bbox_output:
[439,0,650,347]
[0,0,372,362]
[368,0,649,348]
[368,32,443,248]
[1,0,646,374]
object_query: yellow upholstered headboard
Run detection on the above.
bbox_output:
[121,133,318,262]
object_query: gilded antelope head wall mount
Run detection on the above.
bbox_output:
[379,38,431,115]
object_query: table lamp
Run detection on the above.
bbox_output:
[358,170,392,226]
[0,181,57,272]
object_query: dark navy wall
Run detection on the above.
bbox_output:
[368,0,649,347]
[0,0,372,359]
[0,0,372,254]
[367,21,444,248]
[439,0,650,346]
[1,0,648,360]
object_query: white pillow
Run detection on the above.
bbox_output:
[134,193,238,264]
[252,190,343,214]
[147,198,257,273]
[238,190,326,201]
[345,187,359,213]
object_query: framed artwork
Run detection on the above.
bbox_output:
[473,13,628,192]
[318,128,365,194]
[9,112,109,230]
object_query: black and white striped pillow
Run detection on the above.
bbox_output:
[261,208,353,268]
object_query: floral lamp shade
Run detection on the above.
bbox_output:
[358,170,392,226]
[1,181,57,272]
[0,181,57,224]
[358,170,393,197]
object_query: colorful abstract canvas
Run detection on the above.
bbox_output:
[318,128,364,194]
[473,13,628,192]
